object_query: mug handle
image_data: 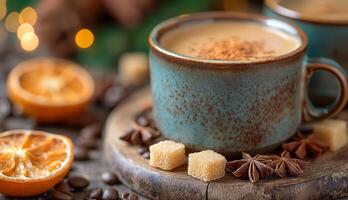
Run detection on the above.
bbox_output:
[302,58,348,122]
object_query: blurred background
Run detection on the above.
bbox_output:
[0,0,263,71]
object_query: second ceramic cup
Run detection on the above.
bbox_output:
[264,0,348,103]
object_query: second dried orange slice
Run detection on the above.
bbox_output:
[0,130,74,196]
[7,57,95,122]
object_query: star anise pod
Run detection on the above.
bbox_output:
[120,121,160,145]
[282,133,328,159]
[226,152,274,183]
[267,151,306,178]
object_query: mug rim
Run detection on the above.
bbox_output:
[265,0,348,26]
[148,12,308,68]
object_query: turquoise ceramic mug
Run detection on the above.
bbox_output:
[264,0,348,104]
[148,12,348,158]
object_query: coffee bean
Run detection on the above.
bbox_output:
[136,116,149,126]
[74,146,90,161]
[101,172,120,185]
[142,151,150,159]
[128,193,138,200]
[88,188,103,200]
[52,181,74,200]
[76,137,98,149]
[67,175,89,190]
[0,98,10,121]
[137,147,148,155]
[102,188,119,200]
[54,181,72,194]
[94,77,114,102]
[122,192,130,199]
[52,189,74,200]
[103,86,128,108]
[81,124,102,139]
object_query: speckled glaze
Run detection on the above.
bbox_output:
[264,0,348,98]
[149,12,348,157]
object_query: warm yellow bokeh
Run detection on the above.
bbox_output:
[20,32,39,51]
[75,28,94,48]
[20,7,37,25]
[4,12,22,32]
[0,0,6,20]
[17,23,34,40]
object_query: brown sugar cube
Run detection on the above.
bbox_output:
[118,52,149,86]
[149,140,186,170]
[188,150,226,182]
[313,119,348,151]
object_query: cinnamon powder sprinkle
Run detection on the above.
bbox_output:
[189,37,275,61]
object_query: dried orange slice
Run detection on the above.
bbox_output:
[7,57,95,122]
[0,130,73,197]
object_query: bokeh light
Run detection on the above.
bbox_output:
[4,12,22,32]
[17,23,34,40]
[20,7,37,25]
[20,32,39,51]
[75,28,94,48]
[0,0,6,20]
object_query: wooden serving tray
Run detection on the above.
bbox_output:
[103,87,348,200]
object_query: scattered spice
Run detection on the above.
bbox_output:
[88,188,103,199]
[191,37,275,61]
[226,152,274,183]
[282,133,328,159]
[120,121,160,145]
[267,151,306,178]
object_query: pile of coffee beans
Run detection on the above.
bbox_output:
[74,123,102,161]
[51,167,140,199]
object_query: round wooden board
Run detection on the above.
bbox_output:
[104,87,348,200]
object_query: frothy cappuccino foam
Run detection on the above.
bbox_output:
[160,21,301,61]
